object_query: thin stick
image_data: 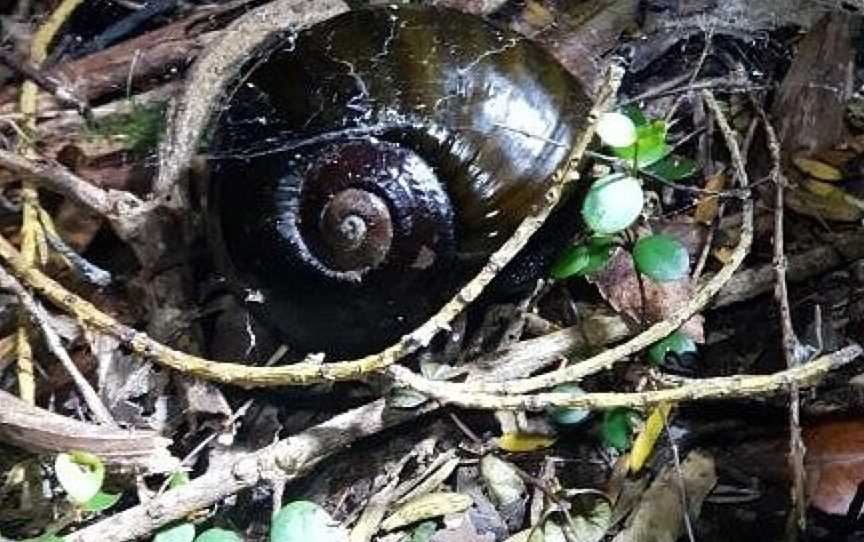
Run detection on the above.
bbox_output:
[388,345,860,410]
[65,398,434,542]
[753,97,809,539]
[0,48,91,120]
[0,266,115,425]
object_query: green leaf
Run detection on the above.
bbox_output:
[168,471,191,489]
[271,501,348,542]
[611,120,667,168]
[581,174,644,234]
[194,528,241,542]
[600,409,639,451]
[409,521,437,542]
[632,234,690,281]
[550,238,613,280]
[546,383,591,426]
[619,104,648,127]
[154,523,195,542]
[647,331,697,366]
[596,112,637,148]
[81,490,121,512]
[646,155,699,181]
[22,534,66,542]
[566,495,612,542]
[388,387,430,409]
[55,451,104,505]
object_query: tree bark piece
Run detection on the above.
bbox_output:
[0,389,175,472]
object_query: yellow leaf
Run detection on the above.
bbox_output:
[793,156,842,181]
[694,173,727,224]
[381,492,472,531]
[629,403,673,473]
[785,180,864,222]
[496,432,556,453]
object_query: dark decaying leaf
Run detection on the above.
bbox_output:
[589,248,704,341]
[646,154,699,181]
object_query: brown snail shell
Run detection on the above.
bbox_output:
[206,5,592,358]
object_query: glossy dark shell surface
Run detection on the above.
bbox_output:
[207,6,592,357]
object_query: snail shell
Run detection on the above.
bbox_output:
[206,5,592,358]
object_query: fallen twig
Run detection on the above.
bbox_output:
[387,344,861,410]
[0,265,115,425]
[753,95,810,539]
[14,0,86,405]
[64,398,435,542]
[0,148,144,226]
[0,48,91,119]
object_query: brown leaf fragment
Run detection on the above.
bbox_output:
[590,248,704,342]
[694,173,728,225]
[611,450,716,542]
[804,419,864,516]
[773,11,855,154]
[811,148,856,169]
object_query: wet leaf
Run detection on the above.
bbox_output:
[381,492,473,531]
[645,155,699,181]
[804,419,864,515]
[497,432,556,453]
[581,174,644,234]
[612,120,667,168]
[633,234,690,281]
[647,331,697,367]
[546,383,591,426]
[409,521,437,542]
[389,387,430,409]
[629,403,673,473]
[620,104,648,127]
[601,409,639,452]
[23,535,66,542]
[55,451,105,505]
[550,238,614,279]
[194,529,241,542]
[567,495,612,542]
[168,471,190,489]
[596,112,637,148]
[271,501,348,542]
[154,523,196,542]
[793,155,842,181]
[81,490,121,512]
[541,520,567,542]
[480,455,526,506]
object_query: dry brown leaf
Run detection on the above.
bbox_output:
[611,450,716,542]
[694,173,727,225]
[589,248,704,342]
[805,419,864,515]
[811,148,856,168]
